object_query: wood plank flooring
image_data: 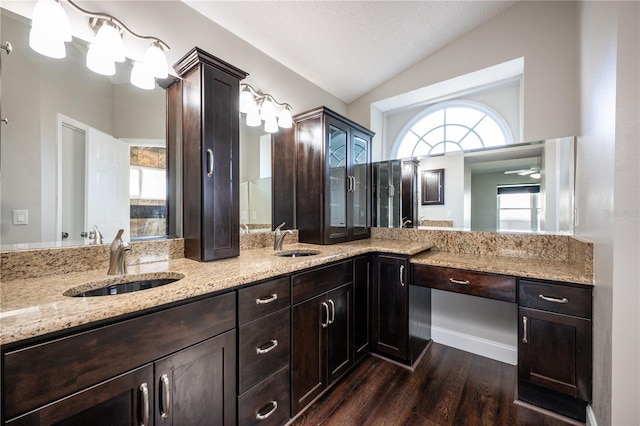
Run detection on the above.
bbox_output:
[292,343,577,426]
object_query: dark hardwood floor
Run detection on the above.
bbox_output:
[292,343,578,426]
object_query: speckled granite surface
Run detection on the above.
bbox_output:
[0,239,431,345]
[411,251,593,285]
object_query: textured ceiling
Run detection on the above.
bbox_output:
[182,1,517,103]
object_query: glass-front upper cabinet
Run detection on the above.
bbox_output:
[351,132,370,236]
[294,107,374,244]
[328,124,348,239]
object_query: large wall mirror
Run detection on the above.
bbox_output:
[375,136,576,234]
[239,123,273,234]
[0,8,167,250]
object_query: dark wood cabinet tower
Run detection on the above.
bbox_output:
[169,47,248,261]
[294,106,374,244]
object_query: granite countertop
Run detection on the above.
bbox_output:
[0,239,431,345]
[411,250,593,285]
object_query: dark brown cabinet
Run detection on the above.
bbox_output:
[2,293,237,425]
[291,260,355,415]
[170,47,248,261]
[373,254,409,361]
[517,279,592,422]
[237,277,291,425]
[373,255,431,366]
[353,256,372,363]
[295,107,374,244]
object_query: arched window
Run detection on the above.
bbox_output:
[392,101,514,159]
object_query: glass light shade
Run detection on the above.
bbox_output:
[29,0,71,58]
[259,98,276,121]
[239,88,255,114]
[278,107,293,128]
[246,107,262,127]
[143,42,168,79]
[94,21,125,63]
[86,43,115,76]
[264,116,278,133]
[130,61,155,90]
[29,28,66,58]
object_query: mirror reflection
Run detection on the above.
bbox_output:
[239,123,272,233]
[374,136,576,234]
[0,8,167,250]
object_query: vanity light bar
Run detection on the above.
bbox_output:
[240,83,293,133]
[28,0,170,89]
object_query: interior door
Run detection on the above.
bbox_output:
[85,127,130,242]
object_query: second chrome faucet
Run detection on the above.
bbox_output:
[274,222,293,251]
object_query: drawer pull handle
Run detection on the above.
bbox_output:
[160,373,171,420]
[400,265,405,287]
[256,294,278,305]
[328,299,336,325]
[139,383,149,426]
[522,316,528,344]
[256,400,278,420]
[538,294,569,304]
[321,302,330,328]
[256,339,279,354]
[449,278,470,286]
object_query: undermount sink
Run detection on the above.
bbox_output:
[64,272,185,297]
[275,249,321,258]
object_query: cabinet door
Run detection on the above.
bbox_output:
[201,63,240,260]
[291,295,327,415]
[154,330,236,426]
[354,256,371,362]
[350,130,370,237]
[7,365,153,426]
[518,307,592,400]
[326,117,349,240]
[373,255,409,361]
[327,284,353,383]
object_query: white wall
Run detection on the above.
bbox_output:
[349,1,578,142]
[417,154,464,227]
[576,2,639,425]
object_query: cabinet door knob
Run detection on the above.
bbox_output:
[321,302,330,328]
[160,373,171,420]
[538,294,568,304]
[255,293,278,305]
[522,316,528,344]
[206,148,214,177]
[256,400,278,420]
[328,299,336,325]
[139,383,149,426]
[256,339,279,354]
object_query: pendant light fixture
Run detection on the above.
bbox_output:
[28,0,170,90]
[239,84,293,133]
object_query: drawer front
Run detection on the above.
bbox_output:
[238,366,290,426]
[292,260,353,304]
[239,308,291,393]
[3,292,236,420]
[238,276,290,325]
[519,280,592,318]
[412,264,516,302]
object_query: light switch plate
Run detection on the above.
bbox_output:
[12,209,28,225]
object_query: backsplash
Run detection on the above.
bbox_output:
[371,227,593,278]
[1,239,184,282]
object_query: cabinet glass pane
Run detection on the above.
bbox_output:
[329,125,348,237]
[352,135,369,234]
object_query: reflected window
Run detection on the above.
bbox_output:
[393,101,513,158]
[497,184,540,232]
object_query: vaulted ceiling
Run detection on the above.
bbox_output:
[182,1,517,103]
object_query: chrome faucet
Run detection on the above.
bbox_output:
[108,229,131,275]
[240,223,250,234]
[401,217,412,228]
[89,225,103,245]
[274,222,293,251]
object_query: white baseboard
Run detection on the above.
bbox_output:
[431,326,517,365]
[586,405,597,426]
